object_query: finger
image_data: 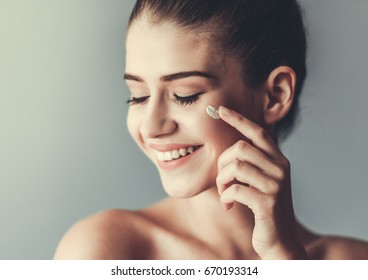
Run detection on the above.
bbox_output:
[216,159,280,195]
[220,184,270,216]
[223,201,234,211]
[218,140,285,179]
[219,106,283,160]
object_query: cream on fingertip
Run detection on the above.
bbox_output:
[206,105,220,119]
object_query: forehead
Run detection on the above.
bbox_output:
[125,18,228,79]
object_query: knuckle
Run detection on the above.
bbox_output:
[234,112,243,122]
[273,165,287,180]
[267,178,281,194]
[234,158,243,169]
[255,127,268,139]
[233,158,248,172]
[231,184,241,195]
[236,140,251,152]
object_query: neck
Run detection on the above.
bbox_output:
[180,186,259,259]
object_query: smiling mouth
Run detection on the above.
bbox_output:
[154,145,202,162]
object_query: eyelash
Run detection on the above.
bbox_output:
[126,92,204,106]
[126,96,149,105]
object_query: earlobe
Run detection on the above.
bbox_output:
[262,66,296,125]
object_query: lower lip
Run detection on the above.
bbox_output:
[156,147,202,171]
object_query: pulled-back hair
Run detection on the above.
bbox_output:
[128,0,307,141]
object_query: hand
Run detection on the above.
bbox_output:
[216,106,308,259]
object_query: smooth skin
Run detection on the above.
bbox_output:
[54,17,368,260]
[216,106,308,259]
[54,106,368,260]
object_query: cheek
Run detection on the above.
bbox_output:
[127,109,142,145]
[185,106,244,152]
[206,119,245,151]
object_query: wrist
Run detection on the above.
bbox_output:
[261,243,309,260]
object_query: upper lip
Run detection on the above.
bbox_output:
[148,143,201,152]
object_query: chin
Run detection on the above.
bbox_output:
[160,175,215,198]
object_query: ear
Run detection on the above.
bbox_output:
[260,66,296,126]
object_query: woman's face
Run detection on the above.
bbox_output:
[125,18,263,197]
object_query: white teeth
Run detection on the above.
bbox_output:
[179,148,187,156]
[157,152,165,161]
[164,151,172,161]
[172,150,180,159]
[155,146,198,162]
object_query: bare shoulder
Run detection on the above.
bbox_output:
[321,235,368,260]
[307,234,368,260]
[54,209,152,260]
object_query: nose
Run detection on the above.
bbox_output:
[140,98,177,139]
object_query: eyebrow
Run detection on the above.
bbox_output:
[123,71,216,83]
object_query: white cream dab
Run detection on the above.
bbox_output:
[206,105,220,119]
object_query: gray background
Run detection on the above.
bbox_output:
[0,0,367,259]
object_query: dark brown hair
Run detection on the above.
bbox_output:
[128,0,307,141]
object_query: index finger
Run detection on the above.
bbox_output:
[219,106,283,160]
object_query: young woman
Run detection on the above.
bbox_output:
[54,0,368,259]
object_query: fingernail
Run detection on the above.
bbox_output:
[222,202,233,211]
[206,105,220,119]
[227,202,234,210]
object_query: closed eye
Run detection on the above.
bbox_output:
[126,92,205,106]
[173,92,205,106]
[126,96,149,105]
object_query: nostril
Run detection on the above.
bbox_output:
[140,117,178,138]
